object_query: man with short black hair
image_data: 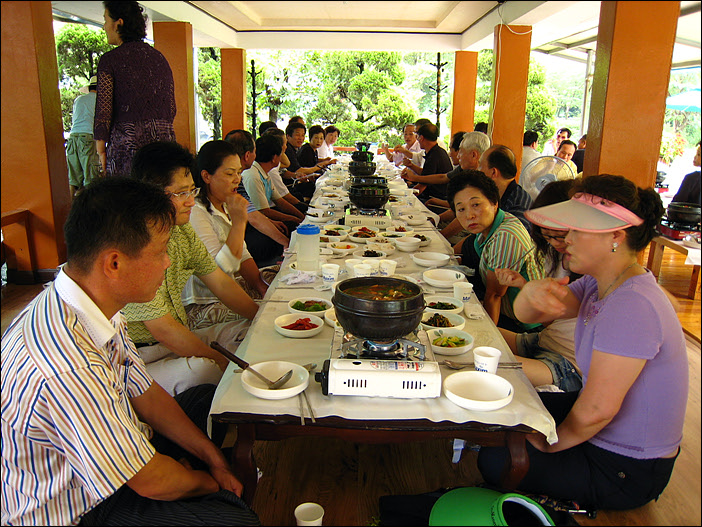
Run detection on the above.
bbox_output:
[400,122,453,202]
[522,130,541,170]
[1,177,259,526]
[127,141,259,396]
[542,127,572,156]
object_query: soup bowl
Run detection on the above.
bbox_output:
[333,277,425,340]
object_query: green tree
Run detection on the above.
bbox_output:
[197,48,222,140]
[55,23,111,132]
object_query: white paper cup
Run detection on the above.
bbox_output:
[353,263,372,277]
[453,281,474,304]
[379,259,397,276]
[473,346,502,374]
[321,263,340,283]
[294,502,324,526]
[362,259,380,276]
[345,258,362,275]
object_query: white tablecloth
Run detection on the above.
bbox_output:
[210,176,558,444]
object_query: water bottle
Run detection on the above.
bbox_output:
[296,224,321,272]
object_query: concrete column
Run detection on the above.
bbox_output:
[221,48,247,136]
[450,51,478,137]
[489,24,532,179]
[1,1,70,282]
[584,1,679,188]
[153,21,196,151]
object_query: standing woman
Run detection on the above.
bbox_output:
[94,1,176,177]
[478,174,688,511]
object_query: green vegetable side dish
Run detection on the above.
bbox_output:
[432,335,466,348]
[291,300,329,312]
[428,301,457,310]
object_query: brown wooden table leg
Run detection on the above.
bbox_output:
[500,431,530,490]
[647,239,664,278]
[689,265,700,299]
[230,423,258,505]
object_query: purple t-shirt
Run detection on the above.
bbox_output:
[569,272,687,459]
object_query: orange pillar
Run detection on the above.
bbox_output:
[450,51,478,137]
[221,48,247,136]
[489,24,532,180]
[1,1,70,283]
[584,1,679,189]
[153,21,196,151]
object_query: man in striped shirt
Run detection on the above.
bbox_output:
[1,178,259,525]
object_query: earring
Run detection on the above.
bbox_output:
[612,242,618,253]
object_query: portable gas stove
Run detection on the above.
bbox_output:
[345,207,394,229]
[659,219,701,240]
[314,327,442,398]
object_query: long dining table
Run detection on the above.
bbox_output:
[209,158,557,504]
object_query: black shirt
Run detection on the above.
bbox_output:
[297,143,319,168]
[672,170,701,205]
[421,144,453,200]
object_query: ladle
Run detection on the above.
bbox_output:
[210,341,293,389]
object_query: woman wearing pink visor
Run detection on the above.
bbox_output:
[477,174,688,511]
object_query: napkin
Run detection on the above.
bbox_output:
[463,305,485,320]
[278,270,317,285]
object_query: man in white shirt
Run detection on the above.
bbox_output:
[542,127,571,156]
[521,130,541,172]
[242,133,306,225]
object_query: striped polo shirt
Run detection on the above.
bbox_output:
[1,269,156,525]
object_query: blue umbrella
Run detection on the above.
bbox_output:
[666,88,701,112]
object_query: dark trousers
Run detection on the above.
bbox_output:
[477,391,679,510]
[245,223,285,268]
[79,385,260,526]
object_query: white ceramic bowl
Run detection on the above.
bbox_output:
[424,295,463,314]
[443,371,514,411]
[394,236,422,252]
[320,235,342,244]
[387,225,414,236]
[274,313,325,338]
[306,208,333,223]
[399,213,427,226]
[411,233,431,247]
[348,232,376,244]
[322,227,348,241]
[324,308,342,328]
[427,328,475,356]
[329,242,358,256]
[423,269,467,289]
[241,361,310,400]
[366,242,396,255]
[288,297,332,316]
[412,251,450,267]
[353,249,387,259]
[379,231,406,241]
[421,311,465,331]
[326,224,351,233]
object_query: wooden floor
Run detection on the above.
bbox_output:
[1,244,700,526]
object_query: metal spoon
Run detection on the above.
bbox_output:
[441,359,522,370]
[210,341,293,389]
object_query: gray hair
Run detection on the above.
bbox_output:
[460,131,491,156]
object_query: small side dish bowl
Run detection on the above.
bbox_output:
[329,242,358,256]
[241,361,310,399]
[274,313,325,338]
[353,249,387,259]
[423,269,466,289]
[421,311,465,331]
[394,236,422,252]
[399,213,426,226]
[288,297,332,316]
[424,295,463,314]
[426,328,474,356]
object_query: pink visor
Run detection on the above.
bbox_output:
[525,193,644,233]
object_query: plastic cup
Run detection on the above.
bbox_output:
[473,346,502,374]
[321,263,340,283]
[345,258,362,275]
[362,259,380,276]
[294,502,324,526]
[379,259,397,276]
[454,281,474,304]
[353,263,372,277]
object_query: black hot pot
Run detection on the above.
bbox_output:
[348,160,377,176]
[348,184,390,210]
[333,277,425,341]
[666,202,701,226]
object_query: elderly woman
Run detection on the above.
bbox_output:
[184,140,269,329]
[95,1,176,177]
[447,169,544,332]
[478,174,688,511]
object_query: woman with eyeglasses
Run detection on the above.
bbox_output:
[478,174,687,511]
[495,180,583,392]
[447,170,545,332]
[183,140,269,330]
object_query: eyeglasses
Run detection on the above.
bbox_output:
[167,187,200,200]
[541,233,567,242]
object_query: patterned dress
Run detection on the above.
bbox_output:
[94,40,176,178]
